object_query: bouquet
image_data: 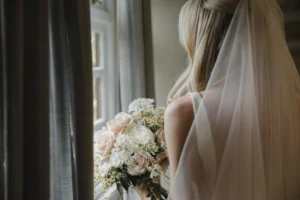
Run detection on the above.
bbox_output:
[94,98,169,199]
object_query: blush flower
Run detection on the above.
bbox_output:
[128,153,153,176]
[156,152,169,174]
[107,112,132,134]
[95,131,116,161]
[156,128,166,145]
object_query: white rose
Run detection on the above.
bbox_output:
[126,124,155,144]
[128,98,155,113]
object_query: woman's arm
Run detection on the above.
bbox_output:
[164,95,195,183]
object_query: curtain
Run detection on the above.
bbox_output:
[117,0,147,111]
[0,0,94,199]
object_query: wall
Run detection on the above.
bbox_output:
[149,0,187,106]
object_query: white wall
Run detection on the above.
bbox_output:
[150,0,187,106]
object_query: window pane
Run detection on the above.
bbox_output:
[91,31,101,67]
[93,77,102,121]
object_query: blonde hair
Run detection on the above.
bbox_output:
[168,0,239,103]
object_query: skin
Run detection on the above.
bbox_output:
[164,95,195,183]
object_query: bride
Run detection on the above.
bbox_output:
[104,0,300,199]
[164,0,300,199]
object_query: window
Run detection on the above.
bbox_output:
[90,0,118,131]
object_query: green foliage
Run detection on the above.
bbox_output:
[120,171,168,199]
[104,166,168,199]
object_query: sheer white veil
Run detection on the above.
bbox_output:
[170,0,300,199]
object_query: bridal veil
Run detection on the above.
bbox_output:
[170,0,300,199]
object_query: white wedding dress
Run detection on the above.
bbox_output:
[169,0,300,199]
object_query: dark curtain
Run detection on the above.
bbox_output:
[0,0,94,199]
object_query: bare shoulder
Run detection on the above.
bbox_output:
[164,95,194,124]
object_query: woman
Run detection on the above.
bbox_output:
[165,0,300,199]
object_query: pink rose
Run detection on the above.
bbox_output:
[96,131,116,160]
[156,152,169,174]
[152,176,159,184]
[156,128,166,145]
[107,112,131,134]
[128,153,153,176]
[136,154,152,168]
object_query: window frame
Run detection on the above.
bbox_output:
[90,0,118,131]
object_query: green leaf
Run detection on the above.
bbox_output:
[117,183,124,196]
[120,177,131,192]
[160,186,169,198]
[146,192,152,198]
